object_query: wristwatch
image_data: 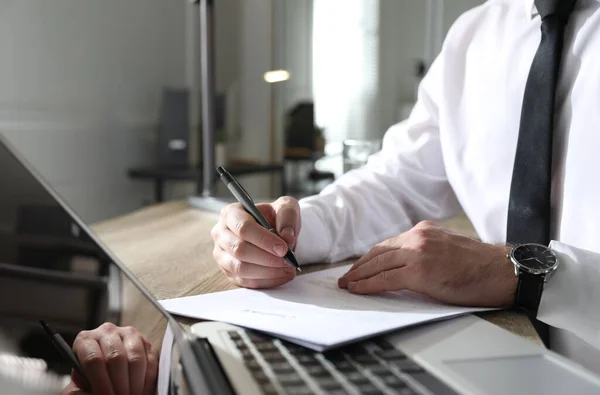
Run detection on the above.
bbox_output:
[508,243,559,314]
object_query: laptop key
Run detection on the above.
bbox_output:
[350,353,378,365]
[355,383,384,394]
[379,374,408,389]
[375,349,408,360]
[262,351,287,363]
[374,339,396,350]
[305,365,331,377]
[315,377,343,390]
[333,361,356,373]
[391,359,424,373]
[233,339,247,349]
[367,365,391,375]
[227,331,241,340]
[276,373,305,386]
[255,342,279,352]
[286,344,309,354]
[295,354,319,365]
[248,332,268,342]
[251,370,271,384]
[271,362,295,374]
[379,374,407,388]
[244,360,262,371]
[240,349,255,361]
[282,385,313,395]
[345,372,369,385]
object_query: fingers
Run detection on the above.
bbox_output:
[272,197,301,248]
[216,227,288,268]
[98,325,129,395]
[212,199,300,289]
[73,335,116,395]
[216,247,296,279]
[142,340,159,395]
[217,248,295,288]
[338,249,409,288]
[347,267,407,294]
[220,203,289,257]
[121,328,147,395]
[69,324,158,395]
[348,244,395,273]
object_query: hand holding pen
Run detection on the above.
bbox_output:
[211,167,302,289]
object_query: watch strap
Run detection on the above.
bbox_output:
[515,271,544,314]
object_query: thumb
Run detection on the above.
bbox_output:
[272,197,301,249]
[62,370,91,395]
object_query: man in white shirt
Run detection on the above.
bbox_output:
[210,0,600,374]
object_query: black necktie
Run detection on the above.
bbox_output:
[507,0,577,246]
[507,0,577,347]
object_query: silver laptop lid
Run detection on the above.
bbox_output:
[0,134,216,394]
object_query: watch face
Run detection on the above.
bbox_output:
[512,244,558,272]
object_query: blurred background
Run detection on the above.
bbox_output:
[0,0,484,224]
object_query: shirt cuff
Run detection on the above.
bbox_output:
[294,201,330,265]
[538,241,600,350]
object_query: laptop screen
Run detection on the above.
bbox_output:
[0,136,178,392]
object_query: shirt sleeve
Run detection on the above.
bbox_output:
[294,50,461,265]
[538,241,600,350]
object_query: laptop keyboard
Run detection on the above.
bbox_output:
[227,330,459,395]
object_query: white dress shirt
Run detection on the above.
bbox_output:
[295,0,600,375]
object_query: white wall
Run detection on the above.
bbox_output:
[0,0,185,222]
[378,0,484,134]
[273,0,314,160]
[234,0,275,197]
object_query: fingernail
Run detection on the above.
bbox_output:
[281,227,295,241]
[273,243,287,257]
[338,277,347,288]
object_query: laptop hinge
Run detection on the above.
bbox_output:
[186,336,236,395]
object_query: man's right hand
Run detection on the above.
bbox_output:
[211,196,301,289]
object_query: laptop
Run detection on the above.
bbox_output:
[0,134,224,394]
[2,133,600,395]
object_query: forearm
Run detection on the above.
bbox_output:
[294,127,461,265]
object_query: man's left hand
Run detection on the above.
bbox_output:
[338,221,517,307]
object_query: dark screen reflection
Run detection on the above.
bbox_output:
[0,138,167,392]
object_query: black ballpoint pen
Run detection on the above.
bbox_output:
[217,166,301,272]
[39,319,91,390]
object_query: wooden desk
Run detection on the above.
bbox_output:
[92,201,542,347]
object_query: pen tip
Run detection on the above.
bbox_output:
[39,319,51,333]
[297,267,302,272]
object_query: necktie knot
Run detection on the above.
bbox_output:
[535,0,578,23]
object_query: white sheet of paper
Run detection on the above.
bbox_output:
[160,265,492,350]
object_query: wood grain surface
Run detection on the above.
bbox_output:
[92,201,542,347]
